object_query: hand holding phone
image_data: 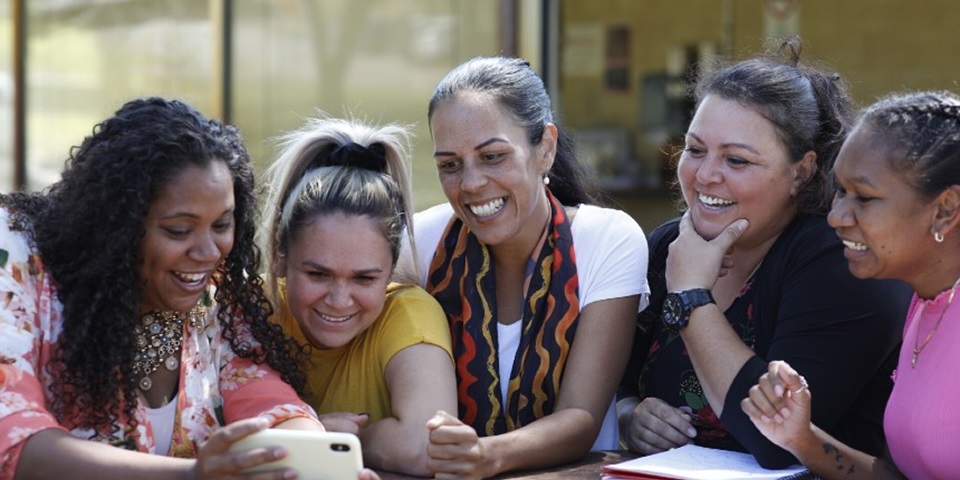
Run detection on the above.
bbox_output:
[228,428,364,480]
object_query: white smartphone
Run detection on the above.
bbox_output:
[228,429,364,479]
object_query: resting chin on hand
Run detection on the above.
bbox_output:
[618,397,696,455]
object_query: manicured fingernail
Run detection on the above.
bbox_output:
[774,414,784,423]
[774,384,784,397]
[781,408,791,419]
[760,415,771,424]
[686,428,696,437]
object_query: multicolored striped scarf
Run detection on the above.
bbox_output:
[426,191,580,435]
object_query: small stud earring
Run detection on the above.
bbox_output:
[935,231,945,243]
[543,176,550,186]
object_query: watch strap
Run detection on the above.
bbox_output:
[682,288,715,310]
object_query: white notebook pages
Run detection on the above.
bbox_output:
[601,444,812,480]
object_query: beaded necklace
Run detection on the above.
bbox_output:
[133,302,207,391]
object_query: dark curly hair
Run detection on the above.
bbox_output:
[1,97,306,438]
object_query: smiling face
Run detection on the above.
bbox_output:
[678,95,810,248]
[828,125,938,287]
[279,212,392,350]
[140,161,235,314]
[430,91,555,256]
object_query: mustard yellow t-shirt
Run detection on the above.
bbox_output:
[273,282,453,423]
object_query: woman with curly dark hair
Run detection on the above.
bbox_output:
[0,98,377,479]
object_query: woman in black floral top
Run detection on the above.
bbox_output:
[617,38,910,469]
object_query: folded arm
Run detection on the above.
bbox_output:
[741,361,905,480]
[427,296,639,479]
[360,343,457,476]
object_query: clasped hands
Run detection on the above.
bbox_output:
[318,409,492,479]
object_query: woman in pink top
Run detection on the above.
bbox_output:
[740,90,960,479]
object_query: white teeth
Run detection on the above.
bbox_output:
[842,240,868,251]
[320,313,352,323]
[176,272,206,283]
[699,194,734,207]
[469,198,505,217]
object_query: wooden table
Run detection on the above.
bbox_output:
[377,450,637,480]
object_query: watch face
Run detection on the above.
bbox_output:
[661,289,715,332]
[662,293,685,331]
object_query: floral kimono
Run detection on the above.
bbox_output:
[0,210,316,478]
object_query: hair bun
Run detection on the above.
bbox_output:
[327,142,387,172]
[776,36,803,68]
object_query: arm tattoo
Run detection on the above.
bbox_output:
[822,442,856,475]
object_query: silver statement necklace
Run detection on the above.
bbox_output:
[132,302,206,391]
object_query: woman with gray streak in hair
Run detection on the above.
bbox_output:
[618,39,910,469]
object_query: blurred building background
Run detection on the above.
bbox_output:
[1,0,959,233]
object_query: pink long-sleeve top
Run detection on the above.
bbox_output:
[885,292,960,480]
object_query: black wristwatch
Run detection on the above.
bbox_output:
[661,288,715,332]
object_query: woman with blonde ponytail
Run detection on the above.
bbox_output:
[261,116,456,477]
